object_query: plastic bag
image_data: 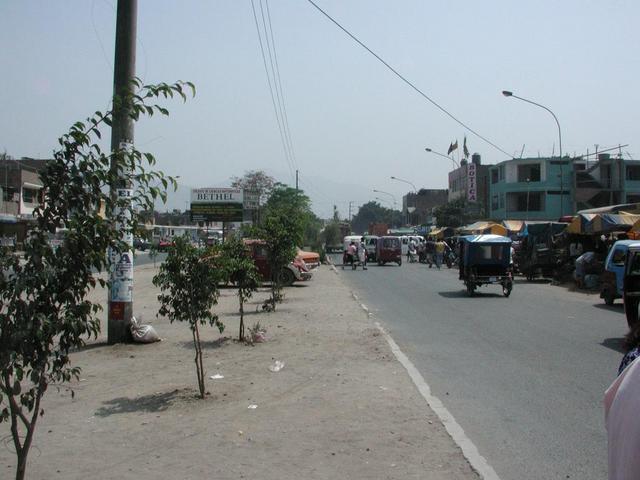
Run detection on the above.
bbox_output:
[130,316,160,343]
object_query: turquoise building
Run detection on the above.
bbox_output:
[488,157,571,221]
[489,154,640,221]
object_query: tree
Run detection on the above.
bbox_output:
[153,236,223,399]
[350,201,401,234]
[433,198,471,228]
[219,238,260,342]
[0,79,193,480]
[230,170,275,205]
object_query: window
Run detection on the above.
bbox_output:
[627,166,640,181]
[499,193,504,209]
[499,165,505,181]
[517,164,541,182]
[22,187,38,204]
[492,195,499,210]
[516,192,544,212]
[612,249,627,266]
[491,169,499,184]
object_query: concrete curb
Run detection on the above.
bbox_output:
[340,266,501,480]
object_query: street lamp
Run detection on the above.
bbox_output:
[390,176,418,225]
[390,176,417,193]
[372,189,397,209]
[502,89,564,216]
[425,147,459,169]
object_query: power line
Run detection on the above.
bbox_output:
[264,0,298,172]
[250,0,295,179]
[305,0,512,159]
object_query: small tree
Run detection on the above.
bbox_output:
[153,236,223,398]
[0,79,193,480]
[258,210,303,311]
[219,238,260,342]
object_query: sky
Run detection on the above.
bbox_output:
[2,0,639,218]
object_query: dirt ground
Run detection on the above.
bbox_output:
[1,263,479,480]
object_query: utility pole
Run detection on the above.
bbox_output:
[108,0,137,344]
[348,201,353,222]
[295,169,299,191]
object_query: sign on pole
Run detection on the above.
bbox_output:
[190,188,244,222]
[467,163,477,202]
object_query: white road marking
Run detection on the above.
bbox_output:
[374,319,502,480]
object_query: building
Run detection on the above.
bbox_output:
[402,188,448,225]
[448,153,490,217]
[0,158,47,246]
[573,153,640,211]
[488,154,640,221]
[488,156,571,221]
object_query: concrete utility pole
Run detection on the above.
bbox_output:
[295,169,299,191]
[108,0,137,344]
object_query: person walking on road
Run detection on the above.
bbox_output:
[358,241,368,270]
[424,238,436,268]
[435,239,446,269]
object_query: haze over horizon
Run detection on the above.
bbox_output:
[2,1,638,218]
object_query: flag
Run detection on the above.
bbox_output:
[463,136,470,158]
[447,140,458,155]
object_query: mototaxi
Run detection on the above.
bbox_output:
[458,234,513,297]
[375,236,402,266]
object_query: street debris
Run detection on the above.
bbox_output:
[210,374,224,380]
[268,360,285,372]
[247,404,258,409]
[130,316,160,343]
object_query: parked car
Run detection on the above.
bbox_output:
[133,237,151,251]
[601,240,640,305]
[623,244,640,327]
[297,247,320,270]
[244,239,312,286]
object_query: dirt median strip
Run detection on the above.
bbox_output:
[1,265,479,480]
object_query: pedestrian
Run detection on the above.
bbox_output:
[424,237,436,268]
[358,241,367,270]
[605,321,640,479]
[434,239,446,269]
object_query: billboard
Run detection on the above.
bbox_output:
[190,188,244,222]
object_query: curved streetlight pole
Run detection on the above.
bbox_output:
[425,147,459,169]
[390,176,417,193]
[372,189,397,209]
[390,176,418,225]
[502,90,564,217]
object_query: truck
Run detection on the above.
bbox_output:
[368,222,389,236]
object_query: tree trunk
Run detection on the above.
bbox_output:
[239,297,244,342]
[192,322,205,399]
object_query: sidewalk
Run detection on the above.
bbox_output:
[1,264,479,480]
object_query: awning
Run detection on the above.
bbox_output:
[502,220,524,234]
[591,213,640,234]
[22,182,43,189]
[566,213,598,234]
[459,221,507,236]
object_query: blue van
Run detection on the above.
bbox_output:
[601,240,640,305]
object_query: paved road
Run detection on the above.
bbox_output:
[331,254,626,480]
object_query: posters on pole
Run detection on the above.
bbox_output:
[110,187,134,302]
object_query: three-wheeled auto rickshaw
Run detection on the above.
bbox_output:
[623,244,640,328]
[376,236,402,266]
[459,234,513,297]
